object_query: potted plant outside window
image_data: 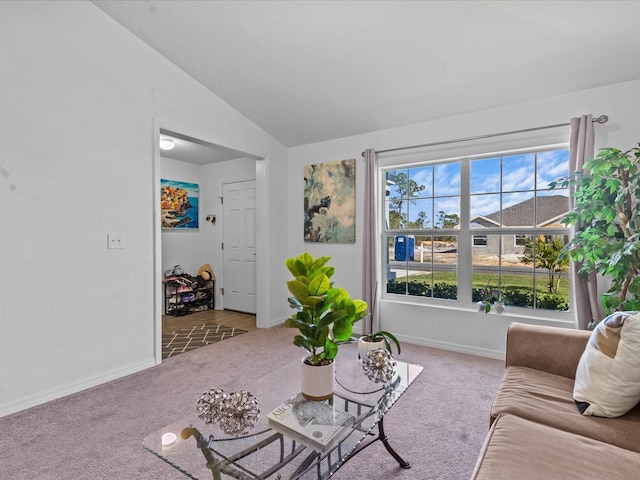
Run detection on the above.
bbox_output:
[285,253,368,400]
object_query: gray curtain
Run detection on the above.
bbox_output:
[569,115,600,329]
[363,148,379,334]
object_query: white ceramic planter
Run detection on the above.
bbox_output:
[300,357,335,401]
[357,337,386,361]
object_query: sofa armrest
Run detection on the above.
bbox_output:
[505,322,590,379]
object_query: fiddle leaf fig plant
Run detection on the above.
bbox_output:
[550,145,640,316]
[285,253,368,366]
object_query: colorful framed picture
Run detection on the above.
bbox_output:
[160,179,199,229]
[304,159,355,243]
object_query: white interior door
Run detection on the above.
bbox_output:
[222,180,257,313]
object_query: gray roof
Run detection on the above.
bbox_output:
[471,195,569,228]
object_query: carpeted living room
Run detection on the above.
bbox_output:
[2,317,506,479]
[3,1,640,479]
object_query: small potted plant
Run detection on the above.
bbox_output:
[475,286,502,313]
[285,253,368,400]
[358,330,401,360]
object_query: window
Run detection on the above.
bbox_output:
[473,236,488,247]
[383,147,571,313]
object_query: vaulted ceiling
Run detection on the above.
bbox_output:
[93,1,640,147]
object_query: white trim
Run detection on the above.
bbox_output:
[470,215,501,227]
[394,333,505,360]
[152,119,269,360]
[255,158,270,328]
[267,316,288,328]
[380,145,573,314]
[152,119,163,364]
[539,212,569,227]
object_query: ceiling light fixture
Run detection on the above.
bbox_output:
[159,137,176,151]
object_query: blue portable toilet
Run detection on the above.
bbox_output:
[394,235,415,261]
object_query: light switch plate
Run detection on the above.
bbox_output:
[107,233,125,249]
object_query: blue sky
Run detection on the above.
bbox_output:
[386,148,569,227]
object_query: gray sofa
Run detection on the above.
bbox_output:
[471,322,640,479]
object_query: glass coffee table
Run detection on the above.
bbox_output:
[143,342,423,480]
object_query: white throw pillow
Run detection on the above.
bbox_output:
[573,311,640,417]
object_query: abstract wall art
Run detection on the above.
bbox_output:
[303,158,355,243]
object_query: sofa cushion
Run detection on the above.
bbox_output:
[472,413,640,480]
[491,365,640,453]
[574,311,640,417]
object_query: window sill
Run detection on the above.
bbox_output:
[380,295,576,326]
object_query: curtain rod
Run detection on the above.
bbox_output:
[363,114,609,157]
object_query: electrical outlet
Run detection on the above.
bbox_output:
[107,233,125,249]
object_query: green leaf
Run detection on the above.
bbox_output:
[304,295,325,307]
[288,257,309,277]
[322,339,338,361]
[309,256,332,278]
[292,335,313,352]
[287,279,309,302]
[353,299,368,317]
[371,330,402,354]
[308,274,330,296]
[332,316,354,341]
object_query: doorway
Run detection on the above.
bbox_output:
[153,123,266,363]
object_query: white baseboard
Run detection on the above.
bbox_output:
[0,358,156,418]
[347,325,504,359]
[267,316,288,328]
[395,333,505,360]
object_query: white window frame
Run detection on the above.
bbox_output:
[379,144,573,321]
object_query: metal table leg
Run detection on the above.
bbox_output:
[377,417,411,469]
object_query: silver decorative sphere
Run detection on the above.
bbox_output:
[362,348,396,384]
[197,388,260,436]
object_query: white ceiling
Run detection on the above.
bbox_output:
[93,0,640,148]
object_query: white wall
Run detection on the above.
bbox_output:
[288,78,640,358]
[0,1,288,417]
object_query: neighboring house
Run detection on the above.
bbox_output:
[470,195,569,256]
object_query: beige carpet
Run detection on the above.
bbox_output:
[0,326,503,479]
